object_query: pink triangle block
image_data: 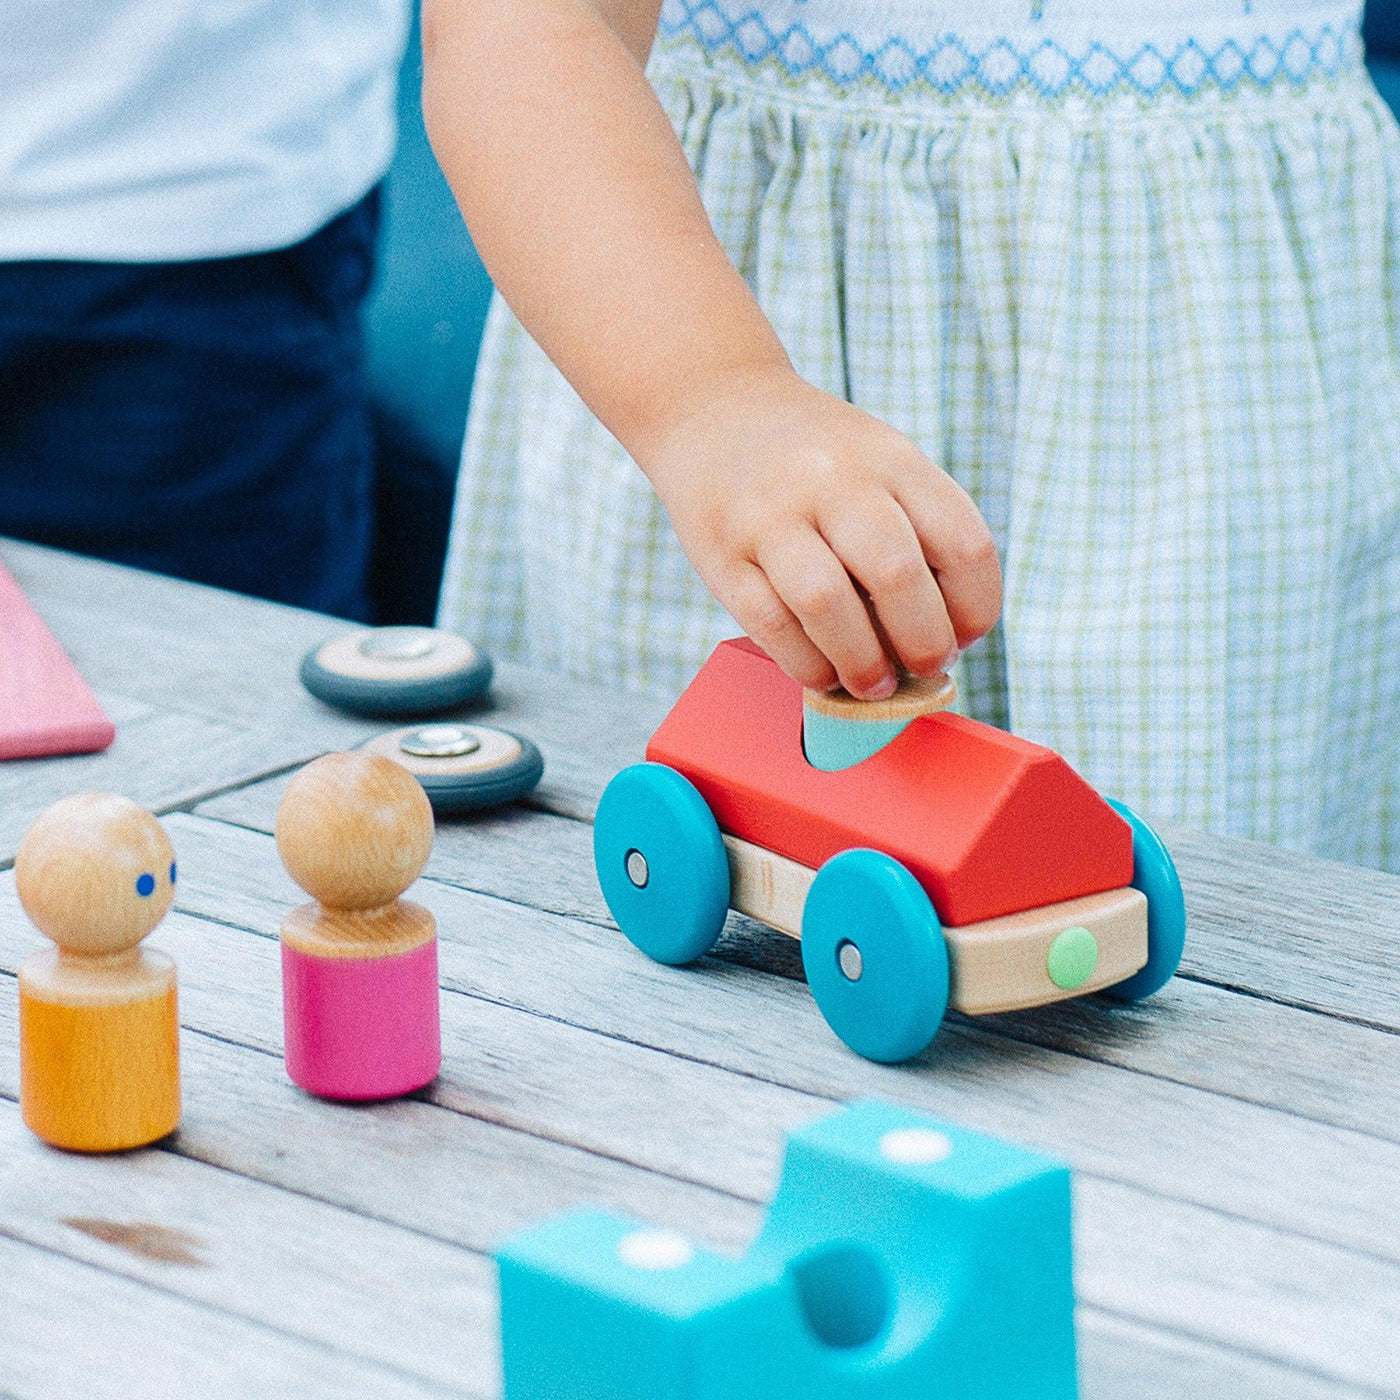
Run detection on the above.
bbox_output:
[0,558,116,760]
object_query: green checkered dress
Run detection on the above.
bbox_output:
[440,0,1400,870]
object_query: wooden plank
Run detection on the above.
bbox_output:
[18,537,1400,1025]
[1,540,374,737]
[2,949,1396,1392]
[0,534,651,861]
[0,1140,1363,1400]
[0,1024,1373,1400]
[11,1092,1354,1400]
[197,757,1400,1042]
[3,862,1399,1386]
[177,800,1400,1149]
[0,968,759,1256]
[0,1125,1365,1400]
[1162,820,1400,1029]
[0,707,352,867]
[3,538,664,826]
[1077,1312,1384,1400]
[0,1233,461,1400]
[144,816,1400,1270]
[12,543,1400,1391]
[201,780,612,926]
[0,1100,497,1394]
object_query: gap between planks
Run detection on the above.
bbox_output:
[0,994,1392,1398]
[176,802,1400,1156]
[0,983,1341,1400]
[0,1131,1364,1400]
[150,814,1400,1272]
[1,894,1398,1388]
[195,778,1400,1040]
[0,1229,470,1400]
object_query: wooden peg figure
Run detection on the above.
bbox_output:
[15,794,180,1152]
[275,751,440,1100]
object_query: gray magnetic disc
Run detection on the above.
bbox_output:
[360,723,544,814]
[300,627,493,717]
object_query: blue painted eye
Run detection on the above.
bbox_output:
[170,861,178,885]
[136,873,156,897]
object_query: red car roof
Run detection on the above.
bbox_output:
[646,639,1132,926]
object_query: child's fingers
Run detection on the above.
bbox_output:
[757,531,894,699]
[721,559,837,692]
[891,468,1003,646]
[820,500,957,679]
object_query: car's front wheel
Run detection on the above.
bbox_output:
[800,848,948,1063]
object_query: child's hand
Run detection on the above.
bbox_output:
[426,3,997,698]
[642,367,1003,700]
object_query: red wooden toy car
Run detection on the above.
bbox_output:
[595,639,1186,1062]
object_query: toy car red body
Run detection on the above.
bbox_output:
[595,639,1186,1062]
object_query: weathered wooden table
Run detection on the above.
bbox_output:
[0,537,1397,1399]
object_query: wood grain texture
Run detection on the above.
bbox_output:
[6,837,1400,1389]
[724,833,812,937]
[802,671,956,721]
[1161,821,1400,1030]
[5,541,1399,1397]
[1,538,665,831]
[0,708,339,868]
[194,752,1400,1037]
[945,887,1147,1014]
[280,900,437,958]
[0,1068,1369,1400]
[0,1233,465,1400]
[141,819,1400,1275]
[192,795,1400,1157]
[723,835,1148,1014]
[173,802,1400,1143]
[2,902,1397,1391]
[0,1100,497,1396]
[276,752,434,911]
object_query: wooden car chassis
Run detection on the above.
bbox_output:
[723,835,1149,1015]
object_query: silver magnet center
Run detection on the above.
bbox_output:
[358,627,441,662]
[399,724,483,759]
[625,849,649,889]
[837,939,864,982]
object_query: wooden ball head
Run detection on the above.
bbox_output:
[275,753,441,1100]
[15,794,180,1152]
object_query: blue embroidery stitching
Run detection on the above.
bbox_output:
[658,2,1355,99]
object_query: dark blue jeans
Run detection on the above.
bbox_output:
[0,191,381,620]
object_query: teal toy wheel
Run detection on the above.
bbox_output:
[594,763,729,965]
[800,848,948,1063]
[1102,800,1187,1001]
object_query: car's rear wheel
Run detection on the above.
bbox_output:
[594,763,730,965]
[800,848,947,1063]
[1102,800,1187,1001]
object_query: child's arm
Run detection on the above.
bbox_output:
[422,0,1001,700]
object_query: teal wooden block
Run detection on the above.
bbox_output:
[498,1101,1077,1400]
[801,704,913,771]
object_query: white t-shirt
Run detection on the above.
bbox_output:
[0,0,411,262]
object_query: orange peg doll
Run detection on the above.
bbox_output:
[15,794,180,1151]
